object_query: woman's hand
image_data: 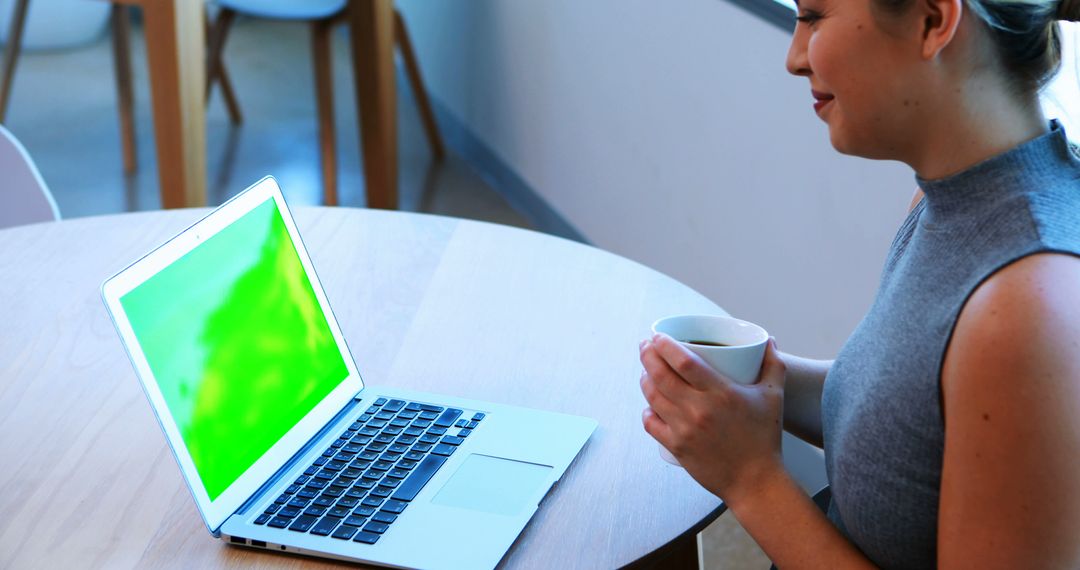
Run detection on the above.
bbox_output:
[639,333,788,503]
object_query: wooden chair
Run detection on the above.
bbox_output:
[207,0,445,206]
[0,1,240,175]
[0,123,59,229]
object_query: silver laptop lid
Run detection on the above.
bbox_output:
[101,177,364,532]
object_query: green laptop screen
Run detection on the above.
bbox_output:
[120,198,349,500]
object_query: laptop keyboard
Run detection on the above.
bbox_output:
[251,398,485,545]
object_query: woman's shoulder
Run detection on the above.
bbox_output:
[947,253,1080,386]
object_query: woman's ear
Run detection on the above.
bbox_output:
[919,0,964,59]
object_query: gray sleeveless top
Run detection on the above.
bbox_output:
[820,121,1080,569]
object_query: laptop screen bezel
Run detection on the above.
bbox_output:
[100,176,364,533]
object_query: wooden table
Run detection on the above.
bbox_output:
[107,0,398,210]
[0,209,728,568]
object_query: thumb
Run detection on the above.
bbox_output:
[756,337,787,392]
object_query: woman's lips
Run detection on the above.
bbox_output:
[812,90,835,114]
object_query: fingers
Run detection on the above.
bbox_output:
[640,337,700,405]
[649,333,724,391]
[639,369,682,424]
[641,406,675,451]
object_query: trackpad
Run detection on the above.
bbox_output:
[431,454,552,516]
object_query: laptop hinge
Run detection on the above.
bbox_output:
[231,396,365,519]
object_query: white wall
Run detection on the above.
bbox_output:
[393,2,1078,361]
[396,0,913,360]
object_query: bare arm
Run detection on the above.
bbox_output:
[937,253,1080,568]
[779,352,831,448]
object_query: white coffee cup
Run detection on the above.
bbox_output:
[648,314,770,465]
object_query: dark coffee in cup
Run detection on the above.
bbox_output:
[684,340,731,347]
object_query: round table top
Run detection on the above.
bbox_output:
[0,208,727,569]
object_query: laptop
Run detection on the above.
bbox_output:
[101,176,597,570]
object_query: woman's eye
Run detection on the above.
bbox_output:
[795,11,822,25]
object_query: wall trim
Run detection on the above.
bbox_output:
[430,100,590,244]
[727,0,795,33]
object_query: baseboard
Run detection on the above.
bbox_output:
[429,100,590,245]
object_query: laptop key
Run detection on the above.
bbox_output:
[297,488,318,500]
[352,531,381,545]
[368,404,383,413]
[427,427,448,436]
[279,507,302,518]
[303,506,327,518]
[441,436,465,446]
[392,454,448,502]
[254,514,272,525]
[345,488,367,500]
[467,420,480,429]
[359,427,379,437]
[332,524,360,540]
[397,460,417,470]
[405,402,423,412]
[375,411,395,421]
[274,493,290,504]
[288,515,318,532]
[472,413,486,421]
[419,434,440,445]
[373,511,397,524]
[413,443,433,453]
[345,515,369,527]
[287,498,310,509]
[304,465,319,476]
[310,517,341,536]
[369,487,392,498]
[314,496,335,508]
[268,516,291,529]
[382,500,408,514]
[385,399,406,413]
[322,487,344,498]
[362,497,385,508]
[353,506,376,517]
[403,426,424,437]
[329,506,351,518]
[355,479,377,490]
[434,409,463,428]
[326,460,347,471]
[314,456,329,466]
[363,522,390,535]
[418,404,444,413]
[388,469,409,479]
[337,497,360,508]
[458,429,472,438]
[264,504,281,514]
[432,443,456,457]
[397,411,418,420]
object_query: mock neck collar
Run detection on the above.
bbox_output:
[916,120,1076,219]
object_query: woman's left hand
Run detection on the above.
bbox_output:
[639,334,788,503]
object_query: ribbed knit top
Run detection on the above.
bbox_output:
[820,121,1080,569]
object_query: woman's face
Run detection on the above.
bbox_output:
[786,0,928,160]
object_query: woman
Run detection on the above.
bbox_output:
[639,0,1080,567]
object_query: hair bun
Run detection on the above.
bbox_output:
[1060,0,1080,21]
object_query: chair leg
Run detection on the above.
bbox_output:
[393,9,444,161]
[0,0,30,123]
[311,19,337,206]
[205,7,242,124]
[111,5,137,174]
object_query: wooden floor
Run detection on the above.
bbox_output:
[2,16,771,569]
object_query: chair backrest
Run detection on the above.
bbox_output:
[0,125,59,230]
